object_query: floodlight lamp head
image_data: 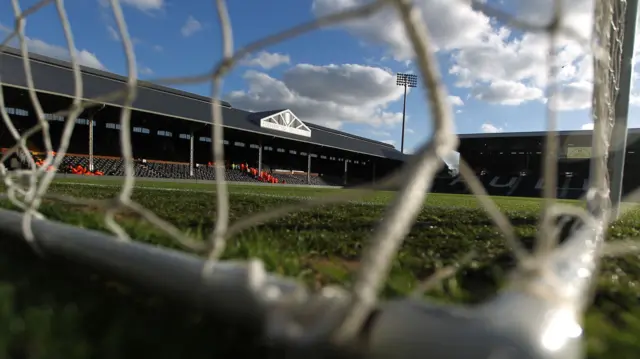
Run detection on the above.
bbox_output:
[396,73,418,88]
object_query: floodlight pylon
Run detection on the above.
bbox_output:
[396,73,418,154]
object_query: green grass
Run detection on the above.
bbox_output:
[1,177,639,358]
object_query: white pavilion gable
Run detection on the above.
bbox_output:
[259,109,311,138]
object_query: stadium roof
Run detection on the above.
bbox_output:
[458,129,640,139]
[0,47,405,161]
[457,129,640,153]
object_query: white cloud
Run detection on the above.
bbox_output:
[370,130,391,137]
[312,0,494,60]
[581,123,594,130]
[311,0,634,112]
[107,25,119,41]
[448,95,464,106]
[181,16,203,37]
[0,23,104,69]
[382,140,396,146]
[226,64,405,129]
[121,0,163,10]
[104,25,142,46]
[138,65,153,75]
[548,81,592,111]
[153,45,163,52]
[406,128,415,134]
[472,80,544,106]
[283,64,405,106]
[481,123,503,133]
[99,0,163,11]
[243,51,291,70]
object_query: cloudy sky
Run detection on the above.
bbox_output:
[1,0,640,155]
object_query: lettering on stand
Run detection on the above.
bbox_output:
[558,177,589,199]
[488,176,520,196]
[446,174,589,199]
[447,176,470,193]
[536,177,589,199]
[449,176,463,186]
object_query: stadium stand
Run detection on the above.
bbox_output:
[2,47,640,199]
[435,130,640,199]
[0,48,404,186]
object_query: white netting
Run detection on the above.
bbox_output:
[0,0,637,357]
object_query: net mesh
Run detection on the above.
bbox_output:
[0,0,636,355]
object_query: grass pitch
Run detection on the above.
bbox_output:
[0,177,639,358]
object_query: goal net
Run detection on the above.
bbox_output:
[0,0,637,358]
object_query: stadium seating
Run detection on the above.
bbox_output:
[4,148,637,201]
[227,168,262,183]
[193,165,216,181]
[147,162,187,179]
[58,155,126,177]
[38,154,279,183]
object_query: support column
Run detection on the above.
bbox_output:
[343,159,348,186]
[258,141,263,174]
[372,160,376,184]
[88,115,94,172]
[88,104,106,172]
[307,153,311,185]
[189,132,194,177]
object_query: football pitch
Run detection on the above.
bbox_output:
[0,177,639,358]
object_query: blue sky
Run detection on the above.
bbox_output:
[1,0,639,155]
